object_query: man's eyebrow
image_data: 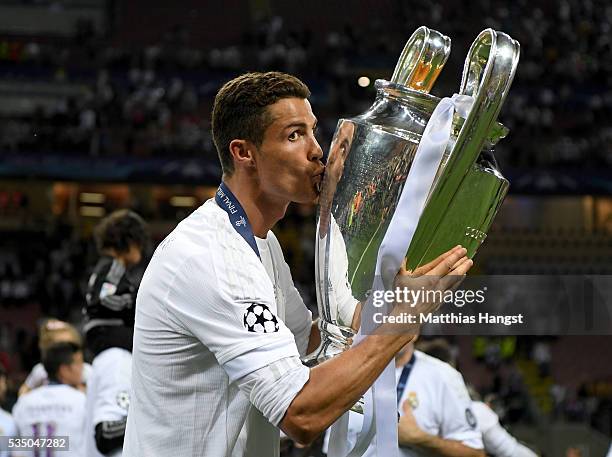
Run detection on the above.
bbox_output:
[282,119,318,130]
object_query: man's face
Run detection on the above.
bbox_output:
[124,244,143,267]
[60,351,84,388]
[251,98,325,205]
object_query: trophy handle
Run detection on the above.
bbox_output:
[423,29,519,218]
[405,30,519,270]
[391,25,451,93]
[450,29,520,170]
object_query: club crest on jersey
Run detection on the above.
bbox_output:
[406,391,419,409]
[116,391,130,410]
[243,303,279,333]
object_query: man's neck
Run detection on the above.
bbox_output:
[223,175,288,238]
[395,344,415,368]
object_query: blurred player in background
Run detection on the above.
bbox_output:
[12,342,86,457]
[324,338,484,456]
[83,209,148,457]
[422,339,538,457]
[18,319,91,396]
[0,364,17,457]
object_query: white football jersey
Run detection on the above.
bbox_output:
[24,362,92,389]
[328,350,483,456]
[85,348,132,457]
[0,408,17,457]
[123,199,311,457]
[12,384,86,457]
[471,401,537,457]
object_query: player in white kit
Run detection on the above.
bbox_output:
[19,320,91,396]
[11,342,86,457]
[325,340,484,456]
[123,71,473,457]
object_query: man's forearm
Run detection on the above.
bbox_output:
[404,433,485,457]
[281,332,413,444]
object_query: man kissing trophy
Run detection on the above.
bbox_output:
[303,26,520,457]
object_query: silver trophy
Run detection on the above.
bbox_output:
[303,27,520,367]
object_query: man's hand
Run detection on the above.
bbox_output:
[398,399,427,445]
[398,400,486,456]
[394,245,472,303]
[374,246,472,336]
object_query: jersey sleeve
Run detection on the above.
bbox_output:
[472,402,537,457]
[438,370,484,449]
[24,363,47,389]
[235,355,309,426]
[167,245,302,384]
[85,257,136,326]
[92,350,132,425]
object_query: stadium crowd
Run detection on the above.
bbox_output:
[0,0,611,169]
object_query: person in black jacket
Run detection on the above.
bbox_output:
[82,209,149,456]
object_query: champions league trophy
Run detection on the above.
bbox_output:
[303,26,520,366]
[303,27,519,457]
[303,25,520,457]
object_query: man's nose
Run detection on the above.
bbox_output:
[309,136,324,162]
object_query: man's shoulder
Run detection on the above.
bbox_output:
[414,350,460,378]
[414,351,471,402]
[49,384,87,401]
[157,200,255,259]
[92,347,131,368]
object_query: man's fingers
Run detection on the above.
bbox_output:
[411,245,463,277]
[451,257,473,276]
[401,399,412,415]
[436,258,473,292]
[429,248,468,276]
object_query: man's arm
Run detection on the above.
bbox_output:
[398,402,485,457]
[280,246,471,445]
[282,332,414,445]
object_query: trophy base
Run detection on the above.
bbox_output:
[301,322,365,413]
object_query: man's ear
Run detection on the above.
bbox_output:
[228,139,256,170]
[56,364,69,383]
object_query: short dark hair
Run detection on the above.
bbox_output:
[211,71,311,175]
[42,342,81,382]
[420,338,454,365]
[94,209,148,254]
